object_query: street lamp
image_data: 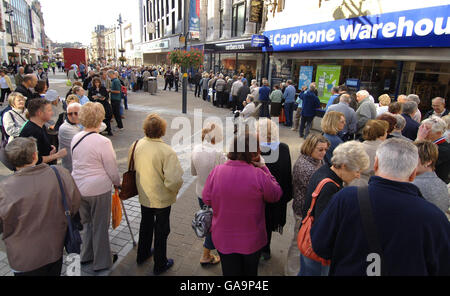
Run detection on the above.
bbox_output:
[5,6,18,63]
[117,14,125,67]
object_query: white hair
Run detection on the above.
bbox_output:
[420,116,447,135]
[357,90,370,99]
[67,102,81,111]
[375,138,419,180]
[407,94,420,104]
[331,141,370,172]
[258,118,279,144]
[402,101,418,115]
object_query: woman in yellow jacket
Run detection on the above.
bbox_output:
[0,69,13,105]
[129,113,184,275]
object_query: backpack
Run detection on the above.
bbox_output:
[192,206,213,238]
[297,178,340,266]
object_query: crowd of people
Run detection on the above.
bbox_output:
[0,61,449,277]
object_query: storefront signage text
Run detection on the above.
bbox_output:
[225,44,245,50]
[264,5,450,52]
[143,40,169,52]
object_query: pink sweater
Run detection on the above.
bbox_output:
[71,131,121,197]
[202,160,282,255]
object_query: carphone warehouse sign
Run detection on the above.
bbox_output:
[263,5,450,52]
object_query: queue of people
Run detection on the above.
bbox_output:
[0,63,449,277]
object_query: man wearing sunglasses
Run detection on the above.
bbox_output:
[58,103,82,172]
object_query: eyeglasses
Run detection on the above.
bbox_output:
[67,112,78,116]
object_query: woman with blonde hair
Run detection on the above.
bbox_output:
[321,111,345,166]
[71,102,121,272]
[287,134,330,275]
[2,92,27,143]
[377,94,391,116]
[191,121,226,266]
[133,113,183,275]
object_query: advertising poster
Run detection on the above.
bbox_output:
[316,65,341,104]
[189,0,200,39]
[299,66,313,89]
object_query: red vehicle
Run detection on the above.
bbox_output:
[62,48,87,70]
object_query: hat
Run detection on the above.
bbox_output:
[45,89,59,102]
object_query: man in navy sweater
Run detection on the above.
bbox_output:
[311,138,450,276]
[299,83,321,139]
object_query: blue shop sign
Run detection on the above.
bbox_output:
[263,5,450,52]
[251,35,268,47]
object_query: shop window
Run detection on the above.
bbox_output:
[178,0,182,20]
[232,1,246,37]
[172,11,175,34]
[277,0,285,12]
[219,9,224,38]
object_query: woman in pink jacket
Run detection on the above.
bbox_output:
[202,132,282,276]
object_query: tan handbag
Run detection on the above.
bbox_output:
[119,140,139,200]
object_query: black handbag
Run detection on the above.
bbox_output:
[119,140,139,200]
[51,166,82,254]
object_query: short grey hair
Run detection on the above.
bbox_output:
[393,114,406,130]
[339,94,351,104]
[407,94,420,105]
[356,90,370,99]
[309,83,316,91]
[375,138,419,180]
[402,101,418,115]
[432,97,446,105]
[107,70,115,77]
[5,137,37,168]
[331,141,370,172]
[67,102,82,111]
[421,116,447,135]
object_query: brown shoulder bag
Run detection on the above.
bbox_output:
[119,140,139,200]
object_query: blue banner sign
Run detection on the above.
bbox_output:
[251,35,267,47]
[189,0,200,39]
[263,5,450,52]
[299,66,314,89]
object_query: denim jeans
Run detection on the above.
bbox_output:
[299,116,315,138]
[298,254,330,276]
[284,102,295,126]
[198,198,215,250]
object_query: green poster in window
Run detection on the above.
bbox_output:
[315,65,341,104]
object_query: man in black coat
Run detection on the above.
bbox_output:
[193,71,202,97]
[401,101,420,141]
[237,80,250,111]
[15,74,40,108]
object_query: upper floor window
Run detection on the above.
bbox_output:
[232,0,246,37]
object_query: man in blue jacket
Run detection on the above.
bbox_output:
[311,138,450,276]
[299,83,321,139]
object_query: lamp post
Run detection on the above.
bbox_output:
[117,14,125,67]
[182,0,188,114]
[5,6,17,63]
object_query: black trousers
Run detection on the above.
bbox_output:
[195,83,201,97]
[216,91,225,107]
[299,116,315,138]
[218,250,262,276]
[137,205,171,272]
[14,257,63,276]
[110,100,123,129]
[202,89,208,101]
[164,79,173,90]
[1,88,11,103]
[231,95,239,111]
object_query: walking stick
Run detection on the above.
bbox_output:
[121,199,137,247]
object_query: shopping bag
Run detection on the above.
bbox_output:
[66,80,72,87]
[112,189,123,229]
[279,107,286,123]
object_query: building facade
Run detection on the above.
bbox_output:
[91,25,107,63]
[262,0,450,111]
[0,0,47,64]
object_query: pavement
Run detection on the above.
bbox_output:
[0,71,324,276]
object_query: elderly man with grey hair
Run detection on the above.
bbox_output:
[401,101,420,141]
[406,94,422,122]
[355,90,377,137]
[0,137,81,276]
[326,93,358,141]
[215,74,227,108]
[390,114,412,142]
[424,97,449,120]
[417,116,450,184]
[58,102,82,172]
[310,138,450,276]
[108,70,123,130]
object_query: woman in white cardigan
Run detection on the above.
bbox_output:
[191,122,227,266]
[2,92,27,143]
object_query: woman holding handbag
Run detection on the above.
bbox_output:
[88,78,113,136]
[71,102,121,272]
[131,113,183,275]
[191,122,226,266]
[298,141,369,276]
